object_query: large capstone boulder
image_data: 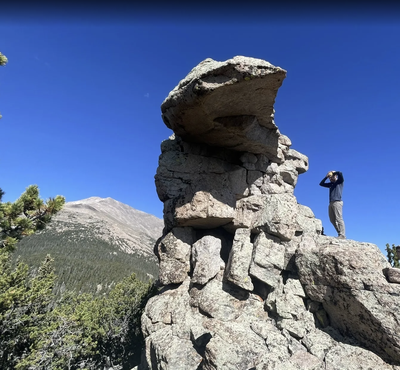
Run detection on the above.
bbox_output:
[161,56,287,161]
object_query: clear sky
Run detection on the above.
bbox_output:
[1,2,400,256]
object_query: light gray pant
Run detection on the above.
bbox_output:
[329,201,345,237]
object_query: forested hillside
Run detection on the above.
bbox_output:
[14,197,162,296]
[15,222,158,296]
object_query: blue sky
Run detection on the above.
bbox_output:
[1,3,400,256]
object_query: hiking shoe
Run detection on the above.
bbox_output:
[337,235,346,239]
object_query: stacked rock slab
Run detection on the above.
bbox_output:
[137,56,400,370]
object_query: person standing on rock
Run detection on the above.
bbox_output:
[319,171,346,239]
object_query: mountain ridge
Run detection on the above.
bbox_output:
[15,196,164,295]
[51,196,164,256]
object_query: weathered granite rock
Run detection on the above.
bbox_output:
[136,56,400,370]
[156,227,195,285]
[295,238,400,364]
[161,56,287,161]
[155,134,247,231]
[141,279,204,369]
[225,228,254,291]
[249,231,285,287]
[191,235,224,285]
[385,266,400,284]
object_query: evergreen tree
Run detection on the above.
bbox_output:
[0,186,64,368]
[17,273,155,370]
[386,243,400,268]
[0,52,7,66]
[0,185,65,251]
[0,254,56,369]
[97,273,156,367]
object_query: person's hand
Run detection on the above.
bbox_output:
[327,171,333,178]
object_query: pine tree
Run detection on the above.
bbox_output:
[0,254,56,369]
[0,185,65,251]
[17,273,155,369]
[386,243,400,268]
[0,186,64,368]
[0,52,7,66]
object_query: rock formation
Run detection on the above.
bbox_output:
[136,56,400,370]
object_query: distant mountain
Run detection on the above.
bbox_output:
[14,197,164,295]
[54,197,164,256]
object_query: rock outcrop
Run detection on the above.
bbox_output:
[137,56,400,370]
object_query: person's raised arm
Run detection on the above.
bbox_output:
[319,175,330,187]
[334,171,344,184]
